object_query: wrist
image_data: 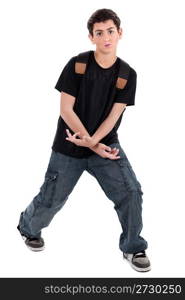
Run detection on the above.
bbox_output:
[89,142,99,151]
[91,135,99,147]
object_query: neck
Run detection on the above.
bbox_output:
[94,49,117,68]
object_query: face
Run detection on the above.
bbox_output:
[88,19,122,53]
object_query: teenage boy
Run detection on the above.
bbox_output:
[17,8,151,272]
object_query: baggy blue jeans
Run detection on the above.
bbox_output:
[18,142,148,253]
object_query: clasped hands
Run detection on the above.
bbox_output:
[65,129,97,148]
[65,128,120,160]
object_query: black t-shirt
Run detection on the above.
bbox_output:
[52,50,137,158]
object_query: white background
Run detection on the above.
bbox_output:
[0,0,185,277]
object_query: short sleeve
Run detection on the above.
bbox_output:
[114,67,137,106]
[55,56,79,97]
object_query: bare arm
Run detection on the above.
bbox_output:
[61,92,121,159]
[60,91,91,139]
[91,102,127,144]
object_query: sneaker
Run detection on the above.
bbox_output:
[17,225,45,252]
[123,250,151,272]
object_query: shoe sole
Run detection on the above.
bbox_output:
[21,234,45,252]
[26,245,45,252]
[123,253,151,272]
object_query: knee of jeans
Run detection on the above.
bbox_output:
[137,182,143,195]
[129,180,143,196]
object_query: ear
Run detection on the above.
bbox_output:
[118,27,123,39]
[88,33,95,44]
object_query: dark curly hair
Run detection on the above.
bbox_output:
[87,8,121,37]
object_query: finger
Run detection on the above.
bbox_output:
[112,149,120,156]
[105,147,111,152]
[66,136,73,140]
[110,148,119,154]
[73,132,81,137]
[110,147,117,153]
[105,152,120,159]
[66,129,72,137]
[112,156,120,160]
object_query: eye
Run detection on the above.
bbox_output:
[109,30,114,34]
[96,32,102,36]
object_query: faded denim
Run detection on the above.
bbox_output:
[18,142,148,253]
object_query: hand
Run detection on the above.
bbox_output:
[90,143,120,160]
[65,129,97,147]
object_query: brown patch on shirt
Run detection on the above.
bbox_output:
[116,77,127,89]
[75,62,87,74]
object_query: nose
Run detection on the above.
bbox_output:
[104,32,110,42]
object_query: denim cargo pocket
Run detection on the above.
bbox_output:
[40,170,59,208]
[116,158,143,195]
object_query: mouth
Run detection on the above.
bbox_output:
[104,43,111,47]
